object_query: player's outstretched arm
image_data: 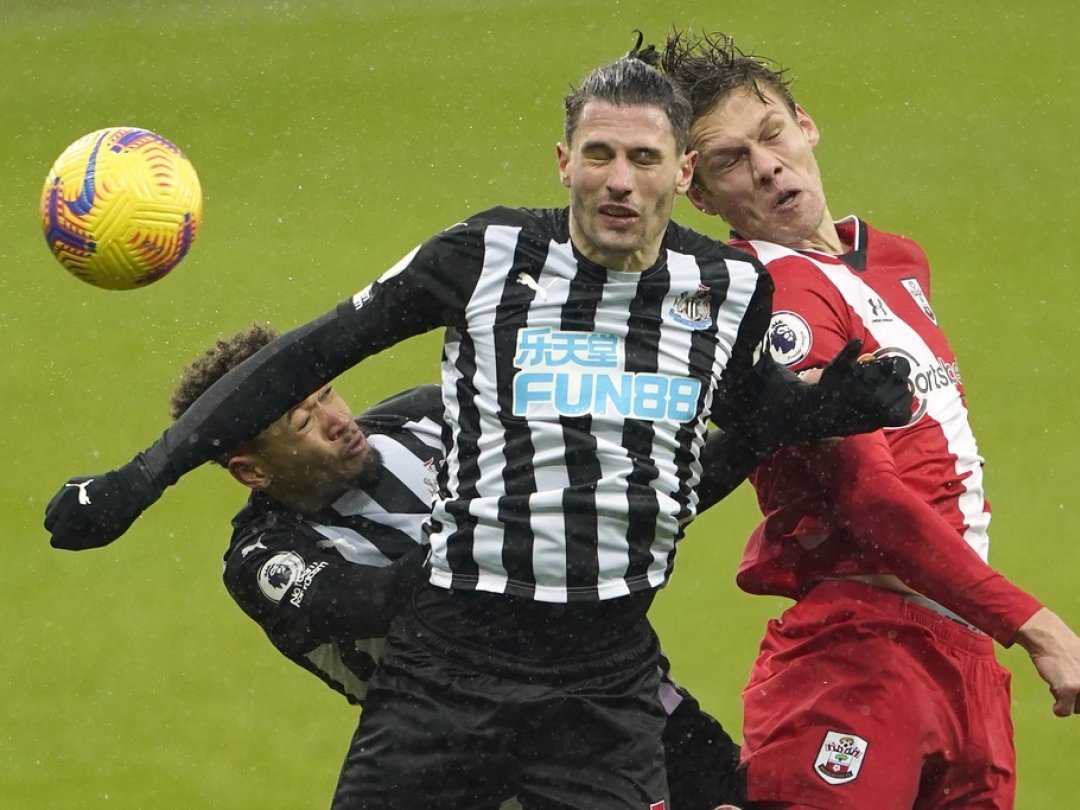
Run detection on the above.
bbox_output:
[45,306,358,550]
[698,340,913,511]
[1014,608,1080,717]
[824,431,1043,643]
[44,226,476,551]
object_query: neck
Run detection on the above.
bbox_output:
[792,208,847,255]
[568,219,660,273]
[264,487,340,516]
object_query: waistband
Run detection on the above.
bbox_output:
[805,579,994,655]
[405,590,659,681]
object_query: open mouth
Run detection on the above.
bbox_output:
[598,204,638,222]
[774,190,799,209]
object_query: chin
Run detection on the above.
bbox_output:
[347,446,384,489]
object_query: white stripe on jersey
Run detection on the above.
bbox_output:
[310,430,437,566]
[749,240,989,560]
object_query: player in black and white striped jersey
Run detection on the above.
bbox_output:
[169,325,742,808]
[49,45,911,808]
[218,385,444,709]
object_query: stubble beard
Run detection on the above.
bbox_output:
[345,445,384,491]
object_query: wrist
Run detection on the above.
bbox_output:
[1015,607,1061,654]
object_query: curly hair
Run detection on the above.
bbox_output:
[564,31,693,152]
[170,324,279,463]
[660,30,796,126]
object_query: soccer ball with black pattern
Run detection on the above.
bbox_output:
[40,127,202,290]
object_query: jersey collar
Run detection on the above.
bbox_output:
[729,215,869,272]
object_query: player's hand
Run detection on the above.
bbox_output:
[45,455,162,551]
[1016,607,1080,717]
[818,340,913,431]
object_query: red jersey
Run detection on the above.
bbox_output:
[732,218,1039,644]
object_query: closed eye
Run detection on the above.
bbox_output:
[708,150,745,172]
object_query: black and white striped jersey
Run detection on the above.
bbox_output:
[164,206,773,605]
[348,207,773,602]
[221,384,706,730]
[222,386,444,705]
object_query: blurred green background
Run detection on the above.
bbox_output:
[4,0,1078,806]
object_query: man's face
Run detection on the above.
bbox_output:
[687,87,828,249]
[239,385,380,511]
[558,101,696,272]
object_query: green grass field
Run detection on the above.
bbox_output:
[4,1,1079,806]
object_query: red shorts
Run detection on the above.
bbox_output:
[741,580,1015,810]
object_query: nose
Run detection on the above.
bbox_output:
[606,155,633,197]
[749,145,782,186]
[318,405,352,440]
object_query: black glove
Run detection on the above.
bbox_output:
[45,454,165,550]
[817,339,913,433]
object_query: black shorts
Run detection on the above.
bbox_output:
[661,690,744,809]
[331,594,668,809]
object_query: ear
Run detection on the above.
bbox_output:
[556,142,571,188]
[228,455,271,491]
[675,150,699,195]
[687,182,720,216]
[795,104,821,149]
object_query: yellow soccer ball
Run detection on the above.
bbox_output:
[41,127,203,290]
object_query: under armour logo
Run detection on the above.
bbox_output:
[516,272,555,301]
[65,479,95,505]
[868,297,887,318]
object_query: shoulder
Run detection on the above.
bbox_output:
[225,495,310,575]
[419,208,567,263]
[865,223,930,266]
[731,237,816,272]
[460,205,567,235]
[668,221,764,268]
[730,239,843,295]
[357,384,444,428]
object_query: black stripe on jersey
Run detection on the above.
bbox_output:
[670,260,730,525]
[559,262,607,599]
[444,354,482,581]
[443,240,487,583]
[493,237,554,597]
[620,266,669,584]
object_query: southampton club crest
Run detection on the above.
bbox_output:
[669,284,713,330]
[814,730,868,785]
[901,277,937,324]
